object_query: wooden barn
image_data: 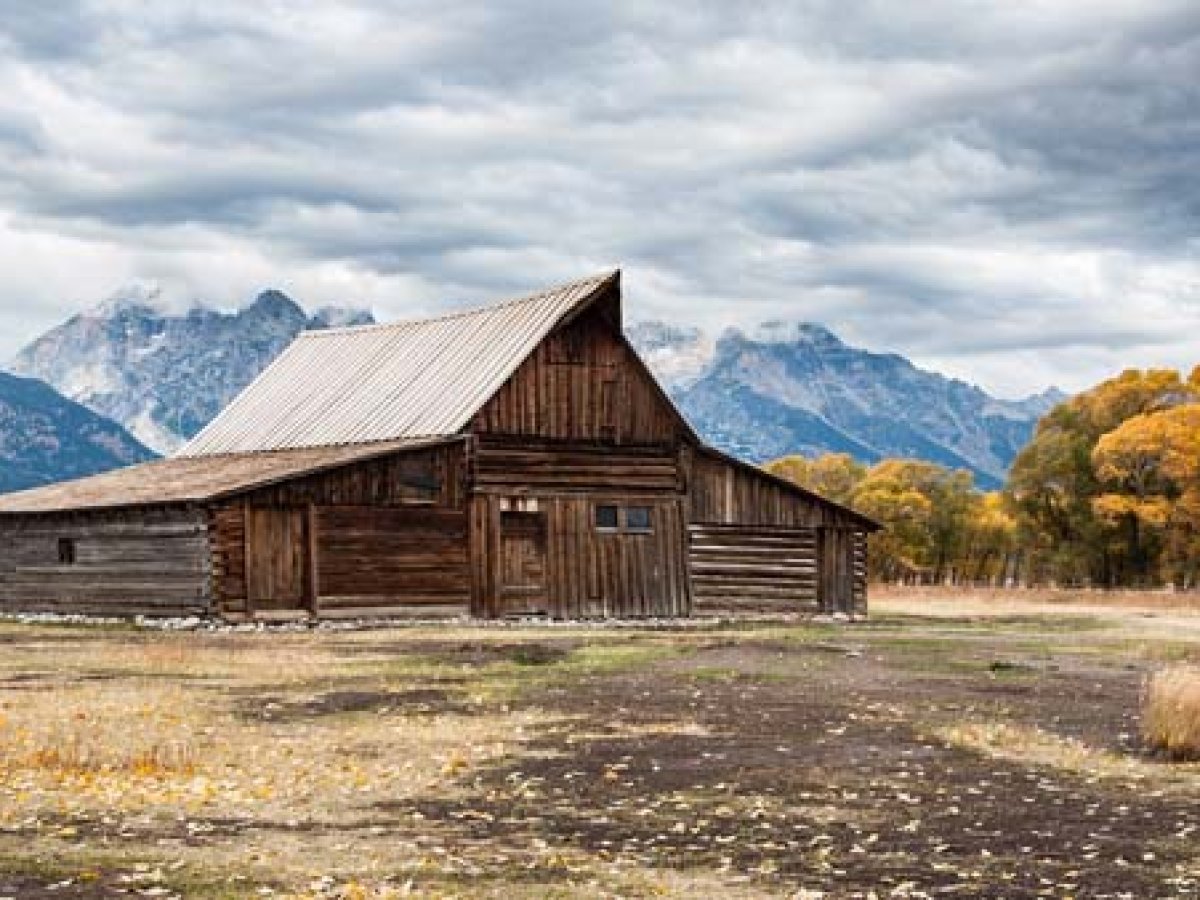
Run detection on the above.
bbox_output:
[0,271,877,621]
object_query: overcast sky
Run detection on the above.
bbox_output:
[0,2,1197,397]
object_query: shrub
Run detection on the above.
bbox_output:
[1143,665,1200,760]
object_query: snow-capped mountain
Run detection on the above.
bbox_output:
[0,370,153,494]
[9,285,1060,490]
[625,321,716,392]
[10,288,374,454]
[627,320,1066,489]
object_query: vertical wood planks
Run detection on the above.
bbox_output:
[305,503,320,616]
[471,303,682,446]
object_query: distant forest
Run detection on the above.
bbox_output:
[768,367,1200,589]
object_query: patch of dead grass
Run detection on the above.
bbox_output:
[1143,666,1200,761]
[933,720,1200,788]
[876,584,1200,612]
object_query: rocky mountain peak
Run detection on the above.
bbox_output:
[625,320,715,392]
[737,320,845,349]
[245,289,305,320]
[628,317,1066,489]
[310,305,376,329]
[9,289,375,455]
[90,282,170,319]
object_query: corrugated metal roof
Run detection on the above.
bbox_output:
[0,438,456,515]
[179,271,620,457]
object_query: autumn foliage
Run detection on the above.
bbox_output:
[1010,367,1200,587]
[766,454,1017,583]
[767,365,1200,588]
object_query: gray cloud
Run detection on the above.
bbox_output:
[0,0,1197,398]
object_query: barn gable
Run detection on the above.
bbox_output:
[180,271,623,456]
[471,284,694,446]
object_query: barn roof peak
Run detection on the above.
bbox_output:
[178,269,622,457]
[306,269,621,338]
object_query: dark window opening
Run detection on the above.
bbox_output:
[57,538,77,565]
[625,506,652,532]
[594,505,619,530]
[594,505,654,534]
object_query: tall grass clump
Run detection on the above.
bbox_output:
[1143,666,1200,760]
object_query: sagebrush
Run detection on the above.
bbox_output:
[1143,665,1200,760]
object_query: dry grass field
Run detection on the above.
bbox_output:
[1,591,1199,898]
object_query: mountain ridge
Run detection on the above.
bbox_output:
[0,370,154,494]
[627,319,1065,489]
[10,288,375,454]
[7,289,1064,492]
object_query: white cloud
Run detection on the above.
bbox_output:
[0,0,1196,397]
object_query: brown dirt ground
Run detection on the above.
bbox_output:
[1,595,1199,897]
[396,642,1198,896]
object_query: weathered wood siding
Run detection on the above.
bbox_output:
[469,493,690,618]
[233,444,464,509]
[244,507,307,611]
[0,506,211,617]
[315,506,468,617]
[472,437,682,494]
[689,523,818,613]
[689,450,863,529]
[817,528,857,614]
[472,303,682,445]
[211,443,469,619]
[688,450,868,614]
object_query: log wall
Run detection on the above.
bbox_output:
[853,530,869,615]
[688,523,818,613]
[0,506,211,617]
[688,450,870,615]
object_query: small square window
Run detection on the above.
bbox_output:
[625,506,652,532]
[57,538,77,565]
[594,505,619,530]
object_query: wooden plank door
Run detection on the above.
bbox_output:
[817,528,853,614]
[498,511,548,615]
[246,507,307,611]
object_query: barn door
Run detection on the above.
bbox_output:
[246,507,307,612]
[498,511,548,615]
[818,528,854,614]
